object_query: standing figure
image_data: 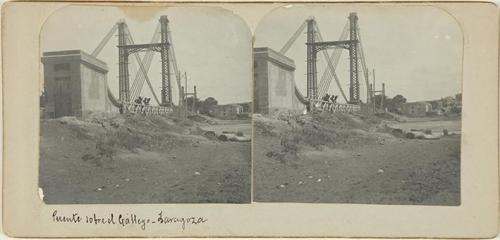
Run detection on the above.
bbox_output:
[322,93,330,108]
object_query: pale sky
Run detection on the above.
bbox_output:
[254,5,463,103]
[41,5,252,105]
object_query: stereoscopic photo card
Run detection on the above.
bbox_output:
[2,1,499,238]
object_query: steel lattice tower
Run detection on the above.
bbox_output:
[306,18,318,100]
[159,16,172,105]
[348,12,360,104]
[117,20,130,102]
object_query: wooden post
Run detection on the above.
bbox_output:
[193,86,197,113]
[184,72,188,109]
[372,69,376,110]
[381,83,386,111]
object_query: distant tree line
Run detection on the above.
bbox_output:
[186,96,218,115]
[373,94,407,113]
[374,93,462,115]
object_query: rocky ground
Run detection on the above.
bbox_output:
[253,111,460,205]
[39,113,251,204]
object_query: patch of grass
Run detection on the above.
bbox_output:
[254,120,276,137]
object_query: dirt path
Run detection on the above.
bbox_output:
[388,118,461,135]
[39,120,251,204]
[254,135,460,205]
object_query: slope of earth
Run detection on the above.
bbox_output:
[253,111,460,205]
[40,113,251,204]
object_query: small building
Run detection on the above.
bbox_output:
[41,50,110,119]
[212,104,244,119]
[253,47,302,114]
[236,102,252,117]
[400,102,432,117]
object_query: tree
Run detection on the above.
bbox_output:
[186,96,202,112]
[200,97,218,115]
[386,94,406,113]
[392,94,407,105]
[374,94,390,109]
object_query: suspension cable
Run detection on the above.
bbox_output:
[318,23,348,99]
[124,25,161,105]
[315,22,343,100]
[91,23,120,106]
[279,21,307,55]
[314,21,349,102]
[167,24,182,105]
[91,24,118,57]
[129,23,161,100]
[129,24,159,99]
[357,27,370,102]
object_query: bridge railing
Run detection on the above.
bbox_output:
[310,99,360,113]
[121,102,173,115]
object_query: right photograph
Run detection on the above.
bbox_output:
[253,5,462,205]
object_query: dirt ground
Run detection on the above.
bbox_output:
[253,111,460,205]
[39,114,251,204]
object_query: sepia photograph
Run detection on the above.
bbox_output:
[253,5,462,205]
[1,1,499,238]
[38,5,252,204]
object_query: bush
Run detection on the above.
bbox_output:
[254,120,276,136]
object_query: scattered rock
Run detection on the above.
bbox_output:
[308,175,313,179]
[392,128,404,135]
[266,151,279,158]
[203,131,217,140]
[317,178,322,182]
[115,184,120,188]
[377,169,384,174]
[443,129,449,136]
[194,171,201,175]
[217,134,229,141]
[124,178,130,182]
[298,181,303,185]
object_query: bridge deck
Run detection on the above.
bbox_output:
[310,99,360,113]
[120,102,173,115]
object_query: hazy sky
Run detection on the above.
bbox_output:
[41,5,252,105]
[254,5,463,103]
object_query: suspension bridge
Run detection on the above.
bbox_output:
[270,12,386,113]
[91,15,195,115]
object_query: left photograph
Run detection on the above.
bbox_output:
[39,5,252,204]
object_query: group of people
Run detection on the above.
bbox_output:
[134,96,151,106]
[321,93,338,104]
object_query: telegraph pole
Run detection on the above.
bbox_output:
[372,69,376,110]
[381,83,386,111]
